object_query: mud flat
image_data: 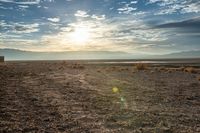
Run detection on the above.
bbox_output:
[0,61,200,132]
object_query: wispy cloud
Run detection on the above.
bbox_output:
[91,14,105,20]
[74,10,90,18]
[155,17,200,29]
[148,0,200,15]
[47,17,60,23]
[0,0,41,5]
[117,1,137,14]
[13,23,39,33]
[0,21,40,34]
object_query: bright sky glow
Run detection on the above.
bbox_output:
[70,27,90,45]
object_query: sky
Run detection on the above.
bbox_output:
[0,0,200,55]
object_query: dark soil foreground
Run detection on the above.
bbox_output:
[0,61,200,133]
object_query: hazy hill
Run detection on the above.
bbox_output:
[0,49,142,60]
[0,49,199,60]
[158,50,200,58]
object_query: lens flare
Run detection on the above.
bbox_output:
[112,87,119,93]
[112,87,128,109]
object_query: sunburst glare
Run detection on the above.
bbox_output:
[70,27,90,45]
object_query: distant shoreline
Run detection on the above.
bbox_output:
[4,58,200,67]
[5,58,200,62]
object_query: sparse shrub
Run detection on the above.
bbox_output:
[164,67,184,72]
[120,68,129,71]
[61,61,67,66]
[124,68,129,71]
[150,70,154,74]
[111,66,116,70]
[184,67,197,73]
[135,63,148,70]
[97,70,101,73]
[163,68,168,72]
[71,64,84,69]
[109,66,116,71]
[178,67,185,71]
[168,68,176,71]
[165,68,176,73]
[58,66,64,70]
[78,65,84,69]
[160,67,166,71]
[156,67,165,72]
[167,70,172,73]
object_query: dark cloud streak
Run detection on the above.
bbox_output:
[155,17,200,29]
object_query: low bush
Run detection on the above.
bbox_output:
[135,63,148,70]
[184,67,197,73]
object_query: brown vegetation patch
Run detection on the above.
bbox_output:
[71,63,85,69]
[150,70,154,74]
[120,68,129,71]
[184,67,197,73]
[135,63,148,70]
[157,66,198,73]
[169,67,184,72]
[97,70,101,73]
[166,70,172,73]
[178,67,185,71]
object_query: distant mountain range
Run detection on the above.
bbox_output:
[157,50,200,58]
[0,49,200,60]
[0,49,145,60]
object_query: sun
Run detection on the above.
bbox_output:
[70,27,90,45]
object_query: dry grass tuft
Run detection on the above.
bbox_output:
[120,68,129,71]
[135,63,148,70]
[157,66,199,74]
[156,67,166,72]
[167,70,172,73]
[184,67,197,73]
[61,61,67,66]
[160,67,186,73]
[150,70,154,74]
[169,67,185,72]
[71,63,85,69]
[111,66,116,69]
[97,70,101,73]
[178,67,185,71]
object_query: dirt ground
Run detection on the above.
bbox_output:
[0,61,200,133]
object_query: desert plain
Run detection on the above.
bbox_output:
[0,60,200,133]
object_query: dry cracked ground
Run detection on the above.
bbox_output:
[0,61,200,133]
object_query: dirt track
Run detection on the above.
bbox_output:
[0,61,200,133]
